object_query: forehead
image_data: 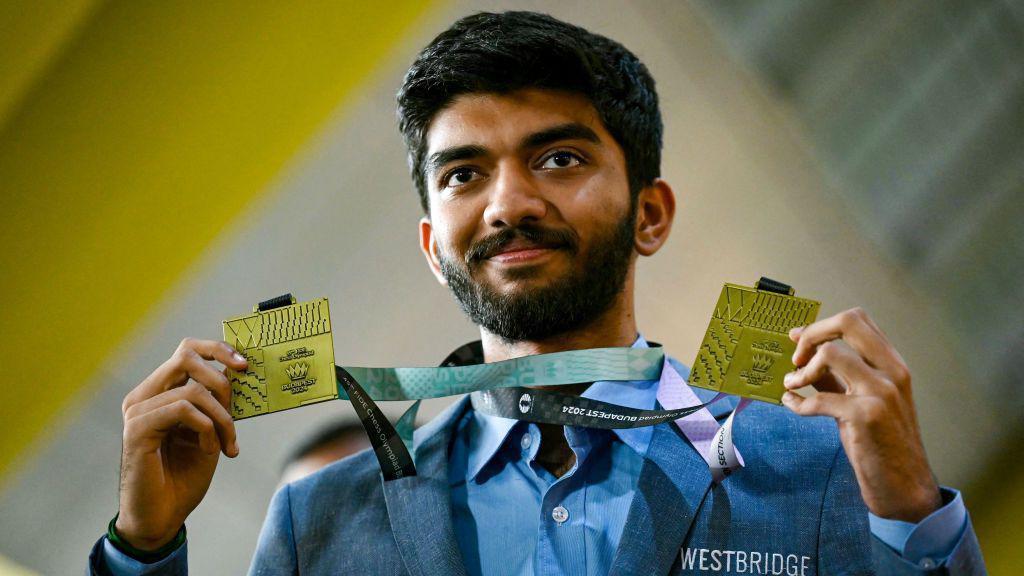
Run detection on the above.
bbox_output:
[425,88,613,154]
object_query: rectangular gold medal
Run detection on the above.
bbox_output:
[223,295,338,420]
[688,278,820,404]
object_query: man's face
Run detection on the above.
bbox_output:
[418,88,638,342]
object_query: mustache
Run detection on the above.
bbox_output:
[466,225,580,265]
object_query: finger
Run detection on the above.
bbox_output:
[818,339,893,398]
[782,390,854,420]
[126,339,247,409]
[190,339,249,370]
[788,339,883,396]
[792,308,898,374]
[785,367,845,394]
[129,398,220,456]
[126,381,238,457]
[782,338,847,391]
[854,312,911,386]
[180,381,238,456]
[180,352,232,410]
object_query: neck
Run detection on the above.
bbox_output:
[477,274,639,480]
[480,278,638,364]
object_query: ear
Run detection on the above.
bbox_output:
[634,178,676,257]
[419,216,448,285]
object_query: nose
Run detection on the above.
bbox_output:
[482,161,547,228]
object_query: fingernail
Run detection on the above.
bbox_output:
[783,372,795,388]
[792,352,799,364]
[781,392,795,406]
[233,352,246,363]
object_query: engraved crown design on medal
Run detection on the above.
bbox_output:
[286,362,309,381]
[751,353,774,373]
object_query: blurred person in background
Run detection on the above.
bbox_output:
[278,421,369,486]
[88,11,986,575]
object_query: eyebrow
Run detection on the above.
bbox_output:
[426,144,489,178]
[425,122,603,177]
[521,122,601,150]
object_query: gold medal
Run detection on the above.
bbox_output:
[688,278,820,404]
[223,295,338,419]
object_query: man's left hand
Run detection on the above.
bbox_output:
[781,307,942,522]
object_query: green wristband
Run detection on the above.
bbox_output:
[107,513,186,564]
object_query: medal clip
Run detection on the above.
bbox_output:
[755,276,794,296]
[254,293,296,313]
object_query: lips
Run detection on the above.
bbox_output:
[488,239,561,259]
[484,238,566,265]
[466,226,579,266]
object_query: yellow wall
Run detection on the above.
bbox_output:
[0,0,436,480]
[0,554,39,576]
[970,446,1024,572]
[0,0,103,129]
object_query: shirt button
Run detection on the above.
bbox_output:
[552,506,569,524]
[521,433,532,450]
[919,558,936,569]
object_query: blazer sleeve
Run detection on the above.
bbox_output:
[870,513,986,574]
[247,484,300,576]
[818,443,987,575]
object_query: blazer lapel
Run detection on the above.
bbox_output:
[610,383,732,576]
[382,396,471,576]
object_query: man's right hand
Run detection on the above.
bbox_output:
[115,338,248,551]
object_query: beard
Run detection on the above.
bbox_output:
[437,201,638,343]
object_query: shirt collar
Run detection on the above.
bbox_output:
[580,334,657,455]
[444,335,660,482]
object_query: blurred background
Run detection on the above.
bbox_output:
[0,0,1020,573]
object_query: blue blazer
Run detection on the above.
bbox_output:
[90,362,985,575]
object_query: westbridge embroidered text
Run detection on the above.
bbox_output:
[681,548,812,575]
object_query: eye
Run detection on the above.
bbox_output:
[441,167,481,189]
[539,150,584,170]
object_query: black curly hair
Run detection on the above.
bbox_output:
[396,11,663,214]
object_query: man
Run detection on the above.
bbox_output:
[89,11,985,575]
